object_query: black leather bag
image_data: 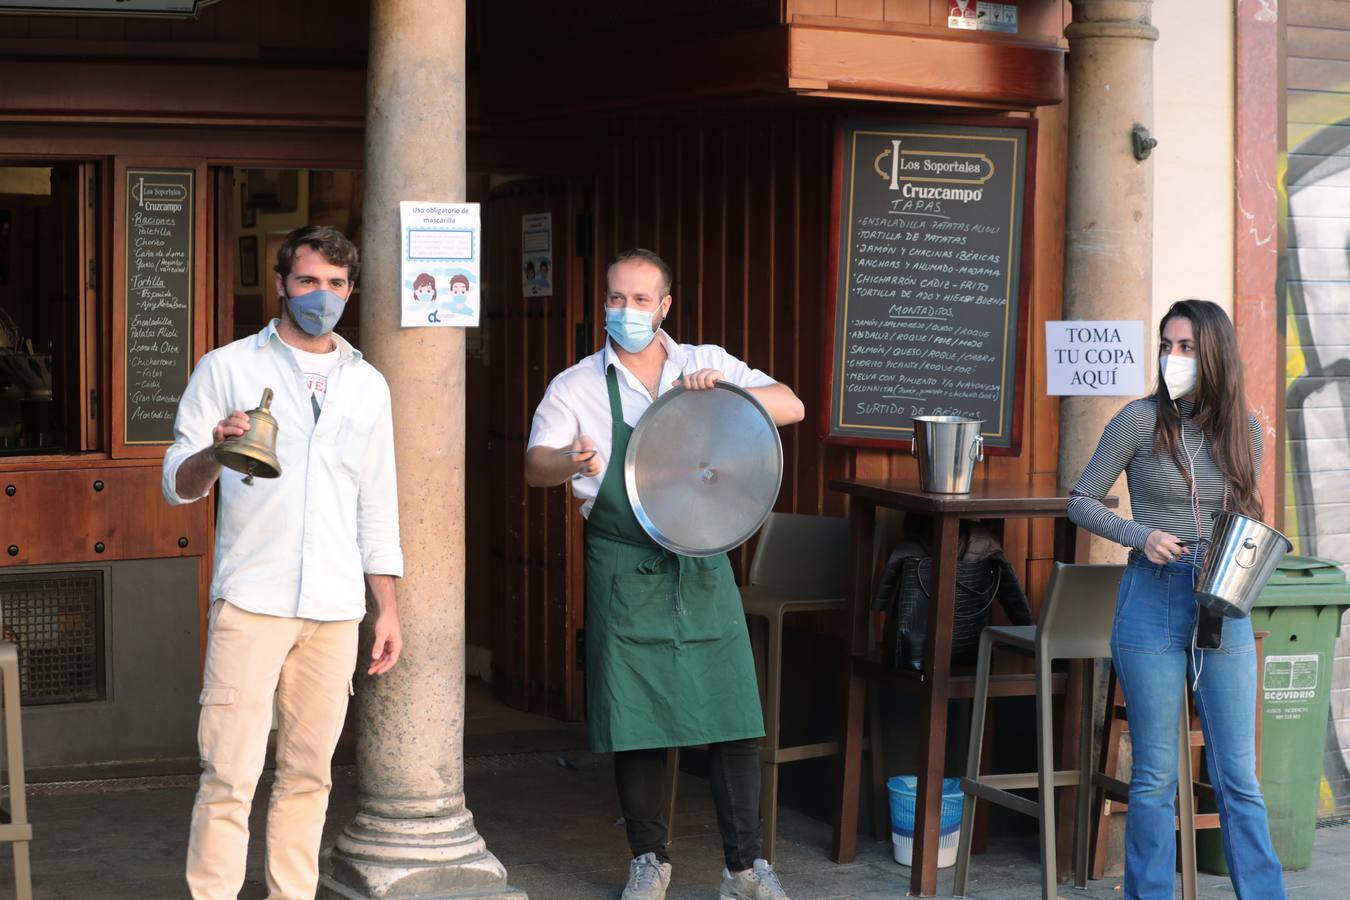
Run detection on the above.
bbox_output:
[880,556,1002,671]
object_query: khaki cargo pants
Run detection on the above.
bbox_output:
[186,599,358,900]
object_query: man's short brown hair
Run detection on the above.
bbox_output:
[274,225,361,284]
[609,248,672,296]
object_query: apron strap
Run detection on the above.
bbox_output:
[605,363,624,426]
[587,364,655,548]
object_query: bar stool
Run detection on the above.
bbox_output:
[664,512,852,862]
[953,562,1125,900]
[0,638,32,900]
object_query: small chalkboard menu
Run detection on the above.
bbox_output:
[824,119,1035,453]
[124,168,194,445]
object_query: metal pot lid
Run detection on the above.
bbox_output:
[624,381,783,557]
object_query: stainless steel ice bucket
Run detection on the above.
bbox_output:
[911,416,984,494]
[1195,511,1293,618]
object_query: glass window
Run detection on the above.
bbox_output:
[0,163,95,456]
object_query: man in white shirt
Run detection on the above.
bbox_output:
[525,249,804,900]
[162,225,404,900]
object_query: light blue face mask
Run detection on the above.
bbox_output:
[286,289,347,337]
[605,305,661,353]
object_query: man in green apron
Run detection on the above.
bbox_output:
[526,249,805,900]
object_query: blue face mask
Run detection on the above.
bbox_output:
[286,289,347,337]
[605,306,661,353]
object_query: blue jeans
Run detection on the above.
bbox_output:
[1111,553,1286,900]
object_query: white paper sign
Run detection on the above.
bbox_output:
[400,201,481,328]
[1045,320,1145,396]
[948,0,1018,33]
[521,212,553,297]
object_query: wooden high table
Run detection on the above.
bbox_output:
[828,474,1117,896]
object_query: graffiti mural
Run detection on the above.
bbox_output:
[1283,86,1350,816]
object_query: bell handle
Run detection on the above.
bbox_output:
[257,388,273,412]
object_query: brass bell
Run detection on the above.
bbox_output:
[214,388,282,485]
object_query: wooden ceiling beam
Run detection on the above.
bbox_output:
[0,57,365,127]
[787,22,1064,108]
[474,22,1063,129]
[0,21,1065,131]
[473,27,790,128]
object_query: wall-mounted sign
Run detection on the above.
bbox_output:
[1045,321,1146,396]
[400,201,481,328]
[947,0,1018,33]
[0,1,218,16]
[522,212,553,298]
[823,118,1036,454]
[123,167,194,445]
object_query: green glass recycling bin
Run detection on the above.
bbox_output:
[1197,555,1350,874]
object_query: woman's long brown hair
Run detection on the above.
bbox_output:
[1151,299,1263,519]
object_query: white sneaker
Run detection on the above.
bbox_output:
[719,859,789,899]
[621,852,672,900]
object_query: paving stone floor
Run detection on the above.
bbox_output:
[6,680,1350,899]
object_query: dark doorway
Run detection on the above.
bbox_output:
[468,175,594,722]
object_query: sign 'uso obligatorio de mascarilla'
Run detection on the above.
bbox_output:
[824,119,1034,453]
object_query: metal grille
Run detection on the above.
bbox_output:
[0,571,105,705]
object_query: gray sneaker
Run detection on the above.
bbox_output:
[719,859,789,899]
[621,852,672,900]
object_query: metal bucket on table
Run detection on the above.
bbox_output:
[1194,511,1293,618]
[910,416,984,494]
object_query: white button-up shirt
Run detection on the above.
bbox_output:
[162,321,403,621]
[527,332,776,517]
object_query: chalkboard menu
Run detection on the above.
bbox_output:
[824,119,1034,453]
[124,168,194,445]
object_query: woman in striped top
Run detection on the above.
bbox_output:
[1068,300,1285,899]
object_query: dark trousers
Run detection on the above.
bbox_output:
[613,739,762,871]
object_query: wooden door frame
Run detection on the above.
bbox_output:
[563,174,594,722]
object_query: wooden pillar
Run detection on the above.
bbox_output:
[1233,0,1280,526]
[1058,0,1159,560]
[319,1,521,897]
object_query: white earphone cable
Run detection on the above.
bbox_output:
[1181,423,1207,691]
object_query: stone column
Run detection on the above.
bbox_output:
[319,1,521,897]
[1058,0,1159,561]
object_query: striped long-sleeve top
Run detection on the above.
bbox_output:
[1067,398,1263,558]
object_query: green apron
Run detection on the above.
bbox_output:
[583,365,765,753]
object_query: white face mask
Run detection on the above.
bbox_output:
[1161,354,1198,400]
